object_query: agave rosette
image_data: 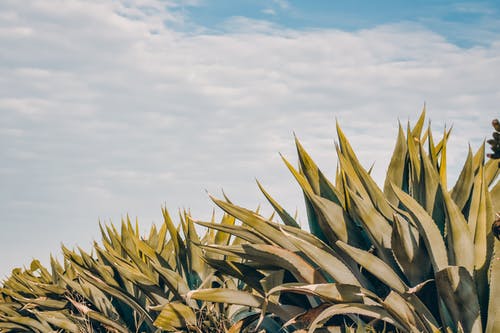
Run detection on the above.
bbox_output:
[192,110,500,332]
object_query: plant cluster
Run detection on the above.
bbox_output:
[1,110,499,332]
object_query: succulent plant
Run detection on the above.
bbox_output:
[0,211,262,332]
[192,110,500,332]
[1,110,498,333]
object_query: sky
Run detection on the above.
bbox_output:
[1,0,499,278]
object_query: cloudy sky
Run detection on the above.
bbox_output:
[1,0,499,277]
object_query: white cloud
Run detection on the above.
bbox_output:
[262,8,276,16]
[452,2,496,15]
[1,0,499,277]
[272,0,290,10]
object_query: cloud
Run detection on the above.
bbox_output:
[272,0,290,10]
[262,8,276,16]
[452,2,496,15]
[1,0,499,277]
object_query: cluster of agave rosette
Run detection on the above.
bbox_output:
[1,109,499,333]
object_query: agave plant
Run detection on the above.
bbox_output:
[0,259,81,332]
[0,209,263,332]
[1,110,498,333]
[188,110,500,332]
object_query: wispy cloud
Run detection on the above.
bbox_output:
[1,0,499,276]
[272,0,290,10]
[452,2,496,15]
[262,8,276,16]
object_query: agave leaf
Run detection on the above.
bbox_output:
[336,241,408,293]
[411,107,427,140]
[407,122,421,185]
[0,303,21,317]
[434,126,452,158]
[418,143,441,215]
[150,262,190,300]
[467,163,494,316]
[384,124,409,206]
[441,185,474,274]
[32,310,79,333]
[241,243,325,284]
[214,213,237,245]
[451,147,474,211]
[283,230,362,286]
[227,313,260,333]
[194,220,266,244]
[0,322,29,331]
[129,232,158,261]
[295,136,341,203]
[334,131,395,221]
[202,258,265,294]
[486,240,500,333]
[212,197,297,251]
[187,288,295,321]
[485,158,500,186]
[155,219,168,254]
[346,190,395,267]
[281,154,337,243]
[391,214,431,286]
[391,185,448,272]
[80,271,155,329]
[161,208,186,270]
[308,303,404,333]
[186,215,205,288]
[335,145,370,202]
[403,292,441,332]
[260,270,285,305]
[309,192,367,248]
[335,121,362,165]
[153,302,196,331]
[69,278,121,321]
[439,126,448,189]
[382,291,425,333]
[267,283,379,304]
[256,180,301,228]
[435,266,482,333]
[85,309,131,333]
[0,315,53,332]
[427,122,439,171]
[490,180,500,212]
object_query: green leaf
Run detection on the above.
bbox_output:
[384,124,408,206]
[411,106,426,140]
[346,190,395,266]
[241,244,325,284]
[267,283,378,304]
[257,180,300,228]
[435,266,482,333]
[283,230,362,286]
[32,310,79,333]
[382,291,425,333]
[187,288,297,321]
[336,241,408,294]
[308,303,404,332]
[211,197,298,251]
[153,302,196,331]
[391,214,431,286]
[391,185,448,272]
[467,163,494,321]
[486,240,500,333]
[194,220,266,244]
[451,146,474,211]
[441,185,474,274]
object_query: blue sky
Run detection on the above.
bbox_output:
[181,1,500,46]
[1,0,499,277]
